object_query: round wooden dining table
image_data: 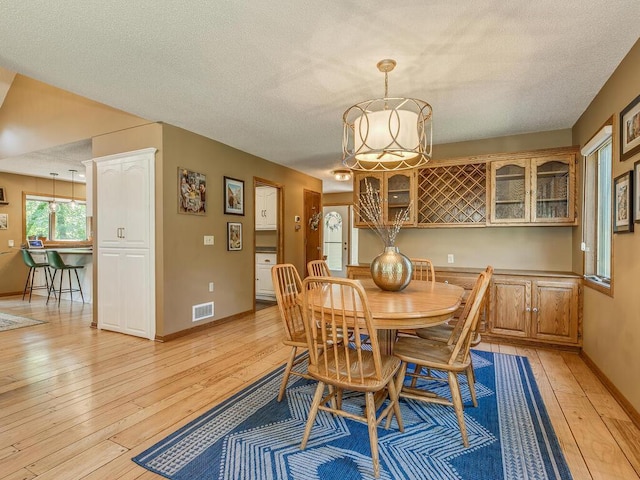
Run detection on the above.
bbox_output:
[312,278,465,355]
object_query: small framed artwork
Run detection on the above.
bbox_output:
[178,167,207,215]
[0,213,7,230]
[227,222,242,251]
[0,187,6,204]
[635,160,640,222]
[613,171,633,233]
[620,94,640,161]
[224,176,244,215]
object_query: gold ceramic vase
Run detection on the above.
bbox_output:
[370,246,412,291]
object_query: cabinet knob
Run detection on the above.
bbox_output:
[444,280,449,284]
[526,307,531,312]
[532,307,538,313]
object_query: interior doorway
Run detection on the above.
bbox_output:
[253,178,283,309]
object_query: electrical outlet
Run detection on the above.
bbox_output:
[447,254,454,264]
[209,282,214,292]
[8,240,14,247]
[204,235,214,245]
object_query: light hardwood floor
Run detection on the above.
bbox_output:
[0,295,639,480]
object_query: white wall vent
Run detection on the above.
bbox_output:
[192,302,214,322]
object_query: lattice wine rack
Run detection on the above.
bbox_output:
[417,163,487,225]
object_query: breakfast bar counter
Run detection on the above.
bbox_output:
[28,248,93,303]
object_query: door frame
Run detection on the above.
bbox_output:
[322,202,352,277]
[303,189,323,274]
[253,178,284,308]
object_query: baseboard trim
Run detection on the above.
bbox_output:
[580,350,640,430]
[154,309,253,342]
[0,291,23,297]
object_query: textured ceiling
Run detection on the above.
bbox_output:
[0,1,638,191]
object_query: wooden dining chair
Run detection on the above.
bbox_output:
[415,265,493,346]
[271,263,312,402]
[410,258,435,281]
[393,269,491,447]
[299,276,403,479]
[307,259,331,277]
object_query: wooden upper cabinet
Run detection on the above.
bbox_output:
[354,173,383,227]
[353,171,416,227]
[531,155,575,224]
[417,162,487,226]
[353,147,578,228]
[385,172,416,226]
[489,152,576,225]
[490,159,530,224]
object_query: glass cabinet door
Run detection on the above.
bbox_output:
[354,173,383,226]
[385,172,415,225]
[532,157,572,222]
[491,160,529,222]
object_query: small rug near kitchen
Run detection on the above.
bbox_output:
[0,312,46,331]
[133,351,572,479]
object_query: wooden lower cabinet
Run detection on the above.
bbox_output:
[488,274,581,346]
[347,265,582,348]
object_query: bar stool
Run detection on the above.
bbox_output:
[46,250,85,306]
[20,249,54,302]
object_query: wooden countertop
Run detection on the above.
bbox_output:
[347,264,580,278]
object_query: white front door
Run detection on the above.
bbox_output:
[322,205,350,277]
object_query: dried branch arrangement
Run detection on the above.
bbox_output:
[354,179,412,247]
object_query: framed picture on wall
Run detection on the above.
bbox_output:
[613,171,633,233]
[0,213,7,230]
[227,222,242,251]
[0,187,6,204]
[224,176,244,215]
[178,167,206,215]
[635,160,640,223]
[620,94,640,161]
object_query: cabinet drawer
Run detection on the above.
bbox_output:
[256,253,277,264]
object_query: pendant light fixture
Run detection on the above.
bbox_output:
[49,173,59,213]
[342,59,432,171]
[69,169,77,209]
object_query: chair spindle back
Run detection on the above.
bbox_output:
[301,276,383,387]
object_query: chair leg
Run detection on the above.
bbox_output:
[278,346,297,402]
[410,363,420,387]
[465,365,478,408]
[395,361,408,398]
[47,270,58,305]
[385,376,404,432]
[68,268,73,302]
[45,267,56,300]
[74,269,85,303]
[29,267,39,302]
[448,371,469,447]
[22,267,33,301]
[301,381,325,450]
[57,269,64,306]
[365,392,381,478]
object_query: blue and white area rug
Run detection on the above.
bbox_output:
[0,312,45,331]
[133,351,572,479]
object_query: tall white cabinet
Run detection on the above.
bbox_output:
[95,148,156,340]
[255,186,278,230]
